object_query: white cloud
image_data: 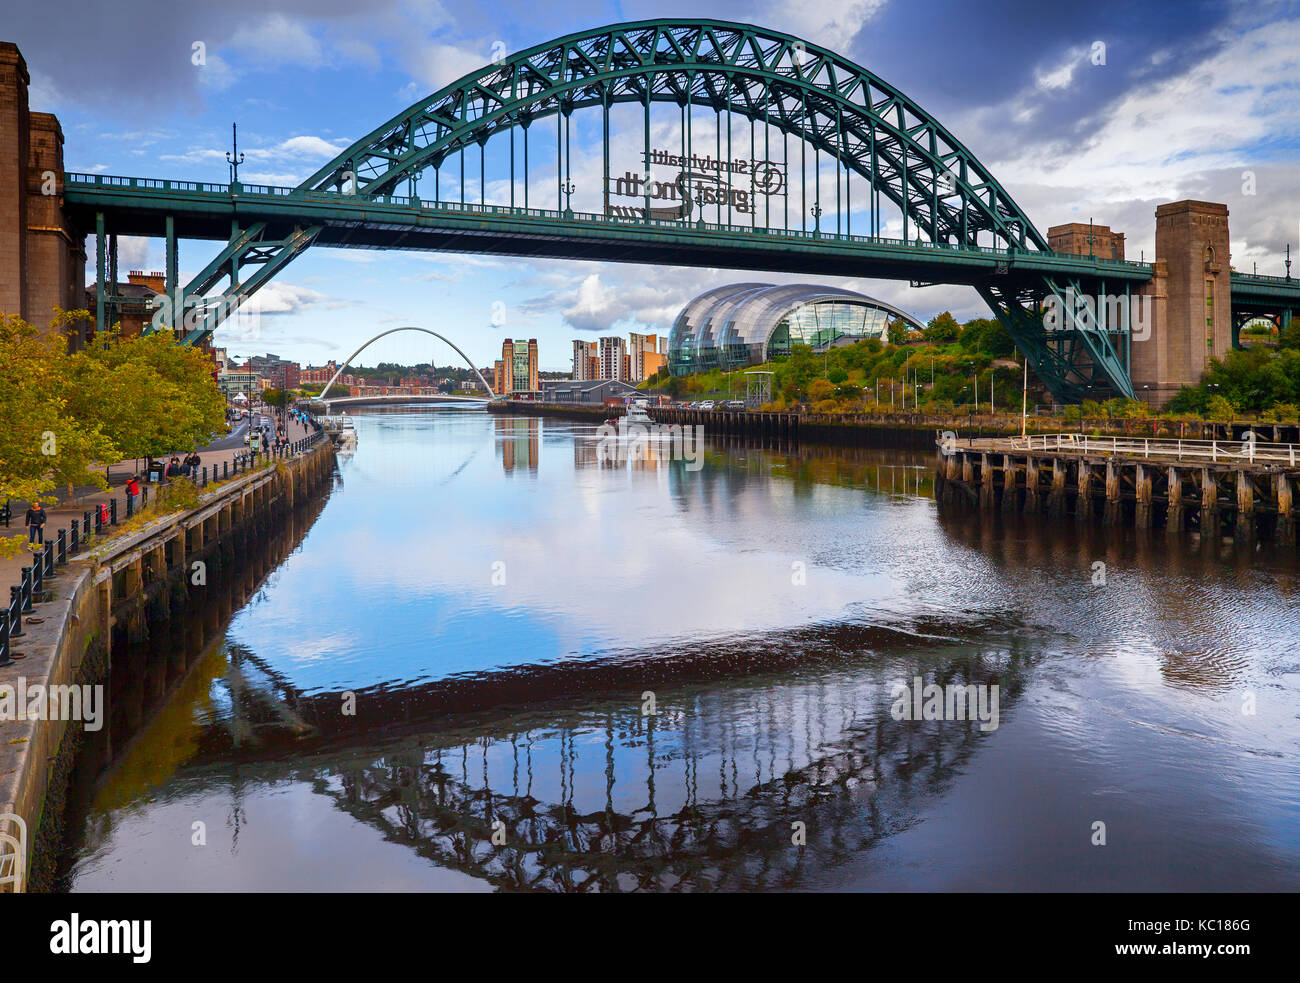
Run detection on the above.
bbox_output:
[761,0,887,48]
[230,14,326,68]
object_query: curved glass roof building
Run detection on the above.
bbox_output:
[668,283,926,376]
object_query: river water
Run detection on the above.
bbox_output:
[59,408,1300,891]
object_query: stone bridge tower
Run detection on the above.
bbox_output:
[1052,200,1233,406]
[0,42,86,346]
[1130,200,1232,405]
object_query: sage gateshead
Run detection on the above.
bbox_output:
[668,283,926,376]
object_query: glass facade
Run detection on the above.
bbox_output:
[669,284,924,376]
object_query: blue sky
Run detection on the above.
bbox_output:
[7,0,1300,370]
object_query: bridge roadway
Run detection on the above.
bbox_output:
[315,394,490,410]
[62,173,1154,289]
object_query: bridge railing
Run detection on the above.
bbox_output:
[1011,432,1300,465]
[63,171,1154,272]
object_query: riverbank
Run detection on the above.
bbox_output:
[483,400,1299,450]
[0,437,336,891]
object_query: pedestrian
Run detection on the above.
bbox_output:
[25,501,47,544]
[166,456,183,478]
[126,475,140,504]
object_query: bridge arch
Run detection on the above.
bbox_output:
[319,326,496,400]
[301,19,1047,253]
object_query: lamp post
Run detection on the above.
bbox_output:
[811,201,823,237]
[226,122,245,186]
[1021,355,1028,439]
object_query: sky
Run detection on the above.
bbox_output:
[6,0,1300,371]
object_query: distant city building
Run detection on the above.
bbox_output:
[572,340,598,380]
[629,332,665,380]
[598,336,627,381]
[496,338,539,394]
[544,378,647,405]
[668,283,926,376]
[217,369,258,398]
[300,360,340,385]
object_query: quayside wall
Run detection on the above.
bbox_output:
[0,440,336,891]
[935,437,1300,549]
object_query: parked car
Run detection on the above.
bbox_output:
[698,400,715,410]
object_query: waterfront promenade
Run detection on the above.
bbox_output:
[0,411,311,590]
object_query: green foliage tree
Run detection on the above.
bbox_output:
[0,315,118,514]
[923,311,961,343]
[887,318,908,346]
[66,325,228,463]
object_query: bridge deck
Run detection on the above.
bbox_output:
[63,173,1156,288]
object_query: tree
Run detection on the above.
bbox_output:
[923,311,961,343]
[1205,394,1235,420]
[808,378,835,402]
[262,388,293,409]
[887,318,908,346]
[0,315,118,555]
[66,324,227,463]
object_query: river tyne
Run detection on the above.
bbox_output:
[56,408,1300,892]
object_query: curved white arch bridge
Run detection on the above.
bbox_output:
[319,326,496,400]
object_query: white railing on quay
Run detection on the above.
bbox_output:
[1007,433,1300,466]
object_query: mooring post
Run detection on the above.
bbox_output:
[1276,473,1295,546]
[1076,461,1092,522]
[1046,457,1065,516]
[1025,456,1041,513]
[1235,470,1256,543]
[1166,466,1183,536]
[1201,468,1218,540]
[980,452,995,510]
[1134,463,1152,529]
[1103,460,1122,526]
[1001,454,1018,513]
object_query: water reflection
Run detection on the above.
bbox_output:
[60,411,1300,892]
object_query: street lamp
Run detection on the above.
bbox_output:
[811,201,823,237]
[225,122,245,185]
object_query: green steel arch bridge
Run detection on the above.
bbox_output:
[63,19,1299,403]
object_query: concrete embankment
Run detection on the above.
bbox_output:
[0,439,336,891]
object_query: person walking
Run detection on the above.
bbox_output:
[126,475,140,507]
[25,501,47,544]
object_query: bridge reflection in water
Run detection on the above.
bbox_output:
[89,612,1025,892]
